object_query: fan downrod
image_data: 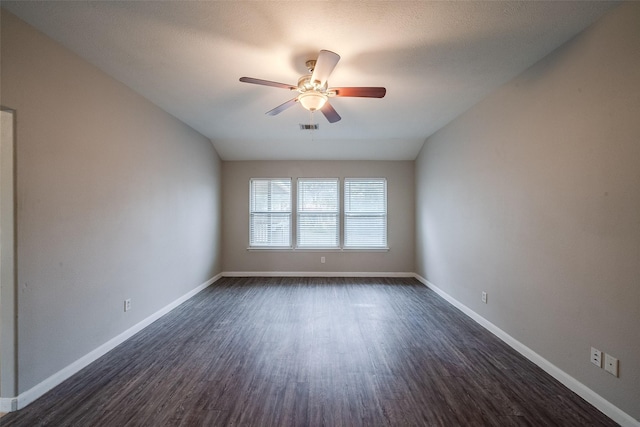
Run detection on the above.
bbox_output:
[305,60,316,73]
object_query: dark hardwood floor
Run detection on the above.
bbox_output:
[3,277,616,426]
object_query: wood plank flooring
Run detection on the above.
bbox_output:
[2,277,616,426]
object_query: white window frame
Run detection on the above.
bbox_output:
[296,178,340,249]
[249,178,292,248]
[343,178,388,249]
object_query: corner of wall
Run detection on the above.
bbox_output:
[413,274,639,427]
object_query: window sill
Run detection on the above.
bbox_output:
[342,247,389,252]
[247,247,389,252]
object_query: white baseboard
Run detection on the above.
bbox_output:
[6,272,636,426]
[413,274,639,427]
[221,271,415,278]
[10,273,222,412]
[0,397,17,412]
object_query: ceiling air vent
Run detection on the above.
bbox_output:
[299,124,319,131]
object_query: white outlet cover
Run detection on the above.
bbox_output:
[590,347,602,367]
[604,353,619,377]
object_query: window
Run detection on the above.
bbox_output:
[249,177,388,250]
[249,178,291,247]
[344,178,387,248]
[297,179,339,248]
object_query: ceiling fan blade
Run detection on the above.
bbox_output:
[311,50,340,87]
[240,77,297,90]
[320,102,341,123]
[266,98,299,116]
[331,87,387,98]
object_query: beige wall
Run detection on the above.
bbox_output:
[1,11,222,393]
[2,1,638,421]
[222,161,414,274]
[415,2,640,421]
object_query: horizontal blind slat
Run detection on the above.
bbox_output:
[250,179,292,247]
[297,179,339,248]
[344,178,387,248]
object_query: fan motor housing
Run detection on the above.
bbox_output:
[297,75,327,93]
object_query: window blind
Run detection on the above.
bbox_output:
[344,178,387,248]
[297,179,339,248]
[249,178,291,247]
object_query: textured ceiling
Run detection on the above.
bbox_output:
[2,1,618,160]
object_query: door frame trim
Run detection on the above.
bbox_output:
[0,107,18,410]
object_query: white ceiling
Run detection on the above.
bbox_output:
[2,1,618,161]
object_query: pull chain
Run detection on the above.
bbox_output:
[310,110,315,142]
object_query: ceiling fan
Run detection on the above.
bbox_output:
[239,50,386,123]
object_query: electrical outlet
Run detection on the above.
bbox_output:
[124,299,131,312]
[590,347,602,367]
[604,353,619,377]
[321,256,325,264]
[481,291,487,304]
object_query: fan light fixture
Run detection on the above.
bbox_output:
[298,91,327,112]
[239,49,386,123]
